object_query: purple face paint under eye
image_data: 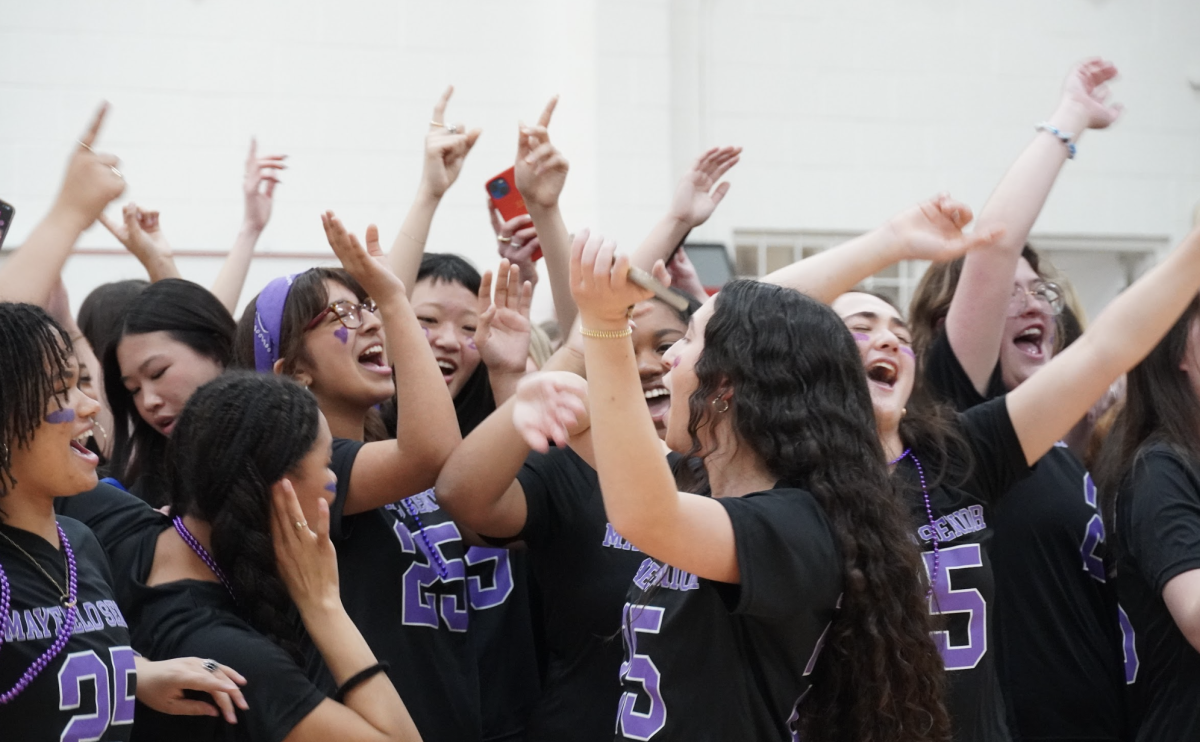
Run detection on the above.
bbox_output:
[852,333,870,343]
[466,337,477,351]
[900,346,916,359]
[45,408,76,424]
[672,356,680,368]
[325,482,337,494]
[334,326,348,344]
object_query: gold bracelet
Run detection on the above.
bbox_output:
[580,326,632,339]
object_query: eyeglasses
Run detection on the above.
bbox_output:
[1008,281,1065,317]
[304,298,378,331]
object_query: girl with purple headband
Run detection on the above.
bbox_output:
[234,213,470,742]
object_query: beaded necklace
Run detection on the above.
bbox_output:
[401,497,450,579]
[172,517,237,600]
[890,448,940,595]
[0,523,79,704]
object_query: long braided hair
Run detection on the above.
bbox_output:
[0,303,73,499]
[683,281,949,742]
[166,372,321,660]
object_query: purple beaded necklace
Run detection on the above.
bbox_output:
[172,517,237,600]
[401,498,449,579]
[0,523,79,704]
[890,448,940,595]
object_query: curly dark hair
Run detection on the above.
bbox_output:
[103,279,235,501]
[1097,297,1200,538]
[166,371,321,660]
[683,281,949,742]
[0,303,73,499]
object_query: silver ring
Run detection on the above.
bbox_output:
[446,124,460,135]
[202,659,218,673]
[511,239,523,249]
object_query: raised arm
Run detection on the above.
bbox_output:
[473,259,533,404]
[763,195,1004,303]
[271,483,420,742]
[1008,226,1200,464]
[388,86,481,292]
[515,97,575,334]
[98,203,181,282]
[630,145,741,271]
[321,213,461,515]
[0,104,125,303]
[210,138,286,312]
[946,58,1123,392]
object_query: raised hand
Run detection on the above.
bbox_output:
[99,203,172,266]
[570,230,669,327]
[886,194,1005,263]
[665,248,708,302]
[488,201,540,285]
[514,96,568,209]
[134,657,249,724]
[321,211,405,303]
[270,478,340,612]
[475,259,533,377]
[667,146,741,228]
[1059,58,1123,130]
[54,104,126,230]
[512,371,589,452]
[419,86,482,199]
[243,138,286,232]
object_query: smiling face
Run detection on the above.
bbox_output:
[296,279,394,409]
[1000,257,1056,390]
[117,331,225,437]
[831,292,916,436]
[633,300,688,440]
[411,277,482,399]
[662,299,715,454]
[8,354,103,499]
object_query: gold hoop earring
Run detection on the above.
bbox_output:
[712,398,730,414]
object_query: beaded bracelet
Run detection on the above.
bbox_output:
[1035,122,1077,159]
[333,661,391,703]
[580,326,632,339]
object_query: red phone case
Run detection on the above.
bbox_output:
[487,168,541,261]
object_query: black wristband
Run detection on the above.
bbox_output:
[333,661,390,703]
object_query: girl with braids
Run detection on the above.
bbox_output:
[103,278,236,504]
[0,303,252,740]
[233,213,469,742]
[1097,246,1200,740]
[759,190,1200,740]
[513,231,951,742]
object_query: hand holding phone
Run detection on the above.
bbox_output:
[487,167,542,261]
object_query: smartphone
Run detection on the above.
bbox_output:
[628,266,690,313]
[0,200,13,250]
[486,168,542,261]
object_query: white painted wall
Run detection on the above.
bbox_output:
[2,0,1198,322]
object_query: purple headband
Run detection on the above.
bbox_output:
[253,274,299,373]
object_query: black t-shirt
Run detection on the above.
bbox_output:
[899,395,1030,742]
[513,446,651,742]
[329,438,481,742]
[1114,444,1200,741]
[924,331,1129,741]
[0,516,136,741]
[57,483,329,742]
[613,486,842,741]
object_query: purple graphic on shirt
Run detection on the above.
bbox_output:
[1118,604,1139,684]
[618,604,667,739]
[45,408,76,424]
[924,543,987,671]
[334,326,348,344]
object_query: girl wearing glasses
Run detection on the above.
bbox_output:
[103,279,236,504]
[906,59,1130,742]
[233,213,473,742]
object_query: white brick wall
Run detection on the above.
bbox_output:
[1,0,1198,321]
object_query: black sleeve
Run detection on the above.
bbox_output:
[716,489,841,619]
[516,448,573,550]
[175,624,327,742]
[54,483,166,574]
[329,437,365,542]
[923,329,1007,412]
[1126,449,1200,594]
[957,396,1032,503]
